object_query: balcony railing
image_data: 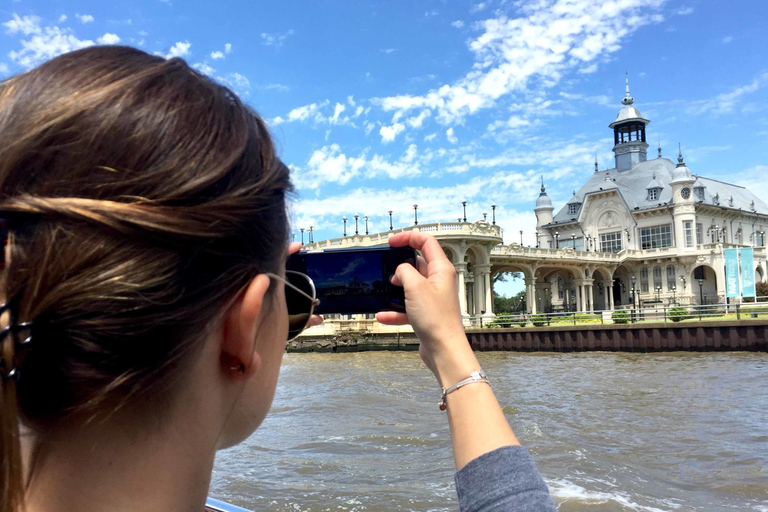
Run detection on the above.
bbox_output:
[303,221,501,250]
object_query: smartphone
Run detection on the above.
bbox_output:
[287,246,417,315]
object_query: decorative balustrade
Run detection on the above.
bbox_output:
[303,221,502,250]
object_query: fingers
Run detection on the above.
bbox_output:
[376,311,409,325]
[393,260,424,289]
[288,241,302,256]
[388,232,453,276]
[308,315,324,327]
[417,255,428,278]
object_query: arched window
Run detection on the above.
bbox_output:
[653,266,662,291]
[640,268,649,292]
[666,265,676,291]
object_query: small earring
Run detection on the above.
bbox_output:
[229,363,245,375]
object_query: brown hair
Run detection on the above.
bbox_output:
[0,46,292,511]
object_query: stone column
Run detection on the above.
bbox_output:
[524,278,537,315]
[456,263,468,317]
[565,287,571,311]
[475,264,493,317]
[607,284,614,310]
[575,283,582,312]
[588,283,595,313]
[484,270,494,315]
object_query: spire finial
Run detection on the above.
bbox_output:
[604,169,611,182]
[677,142,685,167]
[621,72,634,106]
[658,139,662,158]
[540,175,546,194]
[594,153,598,173]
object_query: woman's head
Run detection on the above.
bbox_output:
[0,45,292,509]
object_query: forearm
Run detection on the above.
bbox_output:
[434,342,520,470]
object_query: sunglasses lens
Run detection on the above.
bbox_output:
[285,271,315,339]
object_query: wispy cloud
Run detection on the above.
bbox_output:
[686,73,768,116]
[158,41,191,59]
[261,29,294,47]
[376,0,666,126]
[451,20,464,28]
[75,13,94,24]
[211,51,224,59]
[721,35,733,44]
[3,14,95,68]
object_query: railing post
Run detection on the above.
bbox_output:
[737,304,741,320]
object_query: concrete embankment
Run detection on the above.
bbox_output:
[288,320,768,352]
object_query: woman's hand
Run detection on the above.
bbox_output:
[288,242,323,328]
[376,232,478,387]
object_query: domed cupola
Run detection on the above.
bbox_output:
[534,177,553,211]
[669,145,694,185]
[609,75,650,172]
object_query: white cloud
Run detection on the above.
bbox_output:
[424,133,437,142]
[3,14,42,35]
[380,123,405,143]
[424,10,439,17]
[58,15,67,23]
[381,48,395,54]
[686,73,768,116]
[287,101,329,123]
[97,33,121,45]
[578,63,598,74]
[451,20,464,28]
[261,29,294,47]
[470,2,488,14]
[405,109,432,128]
[75,14,94,24]
[225,72,250,89]
[675,6,693,15]
[377,0,666,125]
[365,122,376,135]
[192,62,215,75]
[293,143,423,189]
[5,15,95,68]
[224,43,232,53]
[446,127,458,144]
[211,51,224,59]
[138,30,149,37]
[330,102,347,124]
[721,36,733,44]
[162,41,191,59]
[0,63,8,75]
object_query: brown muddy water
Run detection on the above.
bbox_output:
[210,352,768,511]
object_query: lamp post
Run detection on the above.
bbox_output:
[309,226,313,244]
[483,212,487,221]
[461,200,467,222]
[300,228,304,244]
[571,234,576,249]
[292,232,296,242]
[698,278,704,305]
[342,217,347,237]
[535,230,539,248]
[354,214,359,235]
[480,310,485,328]
[413,204,418,225]
[655,285,662,303]
[671,284,676,305]
[388,210,393,231]
[364,215,369,235]
[491,203,496,225]
[554,231,559,249]
[520,230,524,245]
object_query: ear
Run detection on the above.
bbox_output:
[220,274,271,381]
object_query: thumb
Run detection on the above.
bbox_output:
[391,261,422,288]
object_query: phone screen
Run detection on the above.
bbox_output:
[287,247,416,314]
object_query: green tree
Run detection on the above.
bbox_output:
[494,290,526,313]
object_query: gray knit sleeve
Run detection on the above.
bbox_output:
[454,445,556,512]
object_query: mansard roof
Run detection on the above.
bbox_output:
[546,157,768,226]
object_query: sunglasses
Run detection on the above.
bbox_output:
[266,271,320,341]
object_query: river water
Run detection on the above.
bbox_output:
[211,352,768,511]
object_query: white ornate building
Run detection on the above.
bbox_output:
[305,79,768,321]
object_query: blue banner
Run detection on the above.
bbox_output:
[741,247,756,298]
[724,248,740,298]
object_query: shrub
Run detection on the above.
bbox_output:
[531,313,547,327]
[488,313,527,328]
[612,310,630,324]
[668,306,688,322]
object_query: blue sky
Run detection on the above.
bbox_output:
[2,0,767,297]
